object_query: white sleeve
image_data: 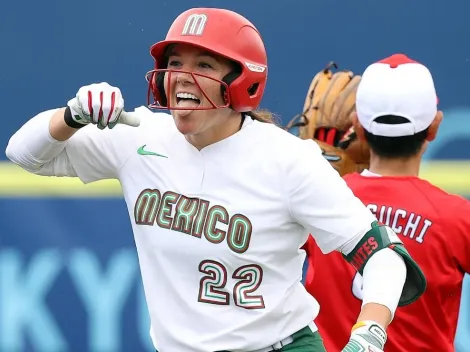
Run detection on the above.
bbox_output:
[5,108,136,183]
[284,138,377,253]
[341,229,407,318]
[362,247,406,319]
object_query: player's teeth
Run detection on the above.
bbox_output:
[176,92,198,100]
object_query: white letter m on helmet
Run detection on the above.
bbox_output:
[182,14,207,36]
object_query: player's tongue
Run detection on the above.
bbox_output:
[177,99,199,108]
[176,93,200,109]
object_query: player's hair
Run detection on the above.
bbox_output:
[364,115,429,158]
[228,61,277,124]
[246,109,279,124]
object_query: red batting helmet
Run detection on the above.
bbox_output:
[146,8,268,112]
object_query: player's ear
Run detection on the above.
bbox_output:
[351,112,366,141]
[426,110,443,141]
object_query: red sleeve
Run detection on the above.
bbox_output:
[453,197,470,274]
[302,235,318,286]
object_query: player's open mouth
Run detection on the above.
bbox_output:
[176,92,201,108]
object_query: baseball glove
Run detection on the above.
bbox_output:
[285,62,370,176]
[315,138,358,176]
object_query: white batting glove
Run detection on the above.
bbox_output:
[341,321,386,352]
[66,82,139,129]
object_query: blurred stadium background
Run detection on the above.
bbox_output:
[1,0,469,351]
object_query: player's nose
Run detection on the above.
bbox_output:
[175,71,194,85]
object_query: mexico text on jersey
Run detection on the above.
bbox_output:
[134,188,252,254]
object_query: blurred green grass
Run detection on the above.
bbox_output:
[0,161,469,197]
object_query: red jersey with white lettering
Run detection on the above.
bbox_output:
[304,172,470,351]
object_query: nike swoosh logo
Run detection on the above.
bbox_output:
[137,145,168,158]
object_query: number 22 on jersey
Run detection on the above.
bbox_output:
[198,260,265,309]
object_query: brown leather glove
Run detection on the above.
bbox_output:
[286,62,370,176]
[315,139,359,176]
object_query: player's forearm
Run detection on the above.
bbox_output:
[6,108,71,172]
[49,107,81,141]
[360,248,407,327]
[357,303,391,328]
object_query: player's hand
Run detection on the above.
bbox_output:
[67,82,140,129]
[341,321,386,352]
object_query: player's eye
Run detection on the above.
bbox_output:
[198,62,213,69]
[168,60,182,68]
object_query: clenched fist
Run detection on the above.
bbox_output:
[67,82,140,129]
[342,321,386,352]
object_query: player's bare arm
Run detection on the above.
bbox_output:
[49,107,75,141]
[357,303,391,328]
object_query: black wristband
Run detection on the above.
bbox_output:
[64,106,87,129]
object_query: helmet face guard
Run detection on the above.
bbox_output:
[147,8,268,113]
[146,69,230,111]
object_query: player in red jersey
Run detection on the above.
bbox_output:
[303,54,470,351]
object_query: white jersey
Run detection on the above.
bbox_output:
[6,107,376,352]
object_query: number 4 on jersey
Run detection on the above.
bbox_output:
[198,260,265,309]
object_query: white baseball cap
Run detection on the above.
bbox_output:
[356,54,438,137]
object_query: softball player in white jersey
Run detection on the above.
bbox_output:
[6,7,426,352]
